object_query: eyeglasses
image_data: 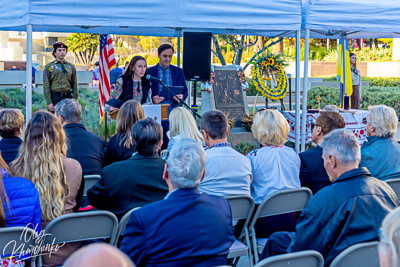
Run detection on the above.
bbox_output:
[362,118,368,124]
[311,122,322,130]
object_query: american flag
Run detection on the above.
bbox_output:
[99,34,116,122]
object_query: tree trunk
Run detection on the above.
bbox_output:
[78,51,86,65]
[75,53,81,64]
[212,35,226,65]
[279,39,284,54]
[374,38,378,48]
[369,38,373,49]
[255,37,265,52]
[235,49,244,65]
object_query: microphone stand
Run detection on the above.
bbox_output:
[157,80,201,119]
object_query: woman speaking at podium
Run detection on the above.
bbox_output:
[110,56,152,104]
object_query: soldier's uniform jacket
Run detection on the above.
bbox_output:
[43,60,78,105]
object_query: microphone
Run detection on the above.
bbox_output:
[146,74,163,82]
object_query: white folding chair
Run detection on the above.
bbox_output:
[248,187,313,262]
[225,195,255,267]
[329,241,379,267]
[38,211,118,267]
[254,250,324,267]
[113,207,141,247]
[385,178,400,201]
[0,227,38,267]
[83,175,101,196]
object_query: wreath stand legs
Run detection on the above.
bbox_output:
[280,99,285,111]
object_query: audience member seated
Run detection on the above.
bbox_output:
[248,109,300,203]
[88,118,168,219]
[198,110,252,196]
[162,107,205,160]
[299,111,345,194]
[12,111,83,267]
[259,129,399,266]
[0,109,24,165]
[378,207,400,267]
[55,99,105,176]
[360,105,400,180]
[64,243,135,267]
[120,138,234,266]
[103,100,144,167]
[0,152,40,265]
[247,109,300,237]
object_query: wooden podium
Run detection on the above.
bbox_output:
[161,104,170,120]
[108,104,170,121]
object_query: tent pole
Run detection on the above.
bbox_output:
[26,24,33,125]
[301,29,310,152]
[177,29,182,68]
[342,35,347,96]
[295,30,301,153]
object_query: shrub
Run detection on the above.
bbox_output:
[307,86,400,116]
[232,142,256,155]
[321,76,400,87]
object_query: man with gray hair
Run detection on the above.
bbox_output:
[259,129,398,266]
[55,99,104,209]
[120,138,234,266]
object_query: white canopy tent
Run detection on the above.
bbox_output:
[0,0,303,132]
[299,0,400,152]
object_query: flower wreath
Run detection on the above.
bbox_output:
[251,52,289,100]
[201,65,249,93]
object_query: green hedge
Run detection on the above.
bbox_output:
[0,88,114,139]
[321,76,400,87]
[307,86,400,115]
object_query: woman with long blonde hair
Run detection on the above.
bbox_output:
[103,100,145,167]
[163,107,204,160]
[12,111,82,267]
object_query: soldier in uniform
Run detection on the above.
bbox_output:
[43,42,78,112]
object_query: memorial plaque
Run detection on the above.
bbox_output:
[213,68,247,127]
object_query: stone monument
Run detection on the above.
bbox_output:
[201,65,259,148]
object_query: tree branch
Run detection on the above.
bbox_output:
[242,37,284,71]
[244,36,259,48]
[212,35,226,65]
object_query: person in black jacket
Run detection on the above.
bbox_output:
[110,56,152,105]
[299,111,345,195]
[0,109,24,165]
[55,99,105,210]
[103,100,144,167]
[87,118,168,220]
[260,129,399,266]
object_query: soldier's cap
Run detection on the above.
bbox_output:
[53,42,68,51]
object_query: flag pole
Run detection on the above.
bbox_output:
[342,35,347,96]
[105,112,108,144]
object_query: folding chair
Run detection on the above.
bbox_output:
[0,227,38,267]
[385,178,400,200]
[38,211,118,267]
[254,250,324,267]
[83,175,101,196]
[113,207,141,247]
[329,241,379,267]
[224,195,255,267]
[248,187,313,262]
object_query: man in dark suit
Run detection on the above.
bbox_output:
[87,118,168,219]
[120,138,234,267]
[55,99,105,210]
[299,111,345,194]
[147,44,188,149]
